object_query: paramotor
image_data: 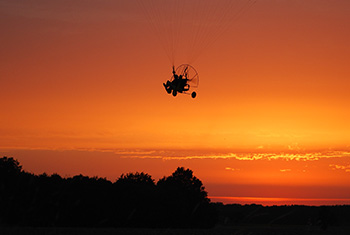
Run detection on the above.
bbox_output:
[163,64,199,98]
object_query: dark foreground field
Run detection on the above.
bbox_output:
[1,225,350,235]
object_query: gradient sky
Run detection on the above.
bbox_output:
[1,0,350,205]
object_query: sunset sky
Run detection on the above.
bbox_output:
[1,0,349,206]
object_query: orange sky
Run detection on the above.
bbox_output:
[1,0,350,205]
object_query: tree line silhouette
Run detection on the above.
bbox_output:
[2,156,350,230]
[0,157,217,228]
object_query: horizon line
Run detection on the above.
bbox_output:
[209,196,350,206]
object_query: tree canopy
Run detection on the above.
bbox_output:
[0,157,216,228]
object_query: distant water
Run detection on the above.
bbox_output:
[210,196,350,206]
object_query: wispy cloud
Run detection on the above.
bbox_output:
[225,167,240,171]
[121,154,235,160]
[2,147,350,163]
[329,164,350,172]
[280,169,292,172]
[117,150,350,162]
